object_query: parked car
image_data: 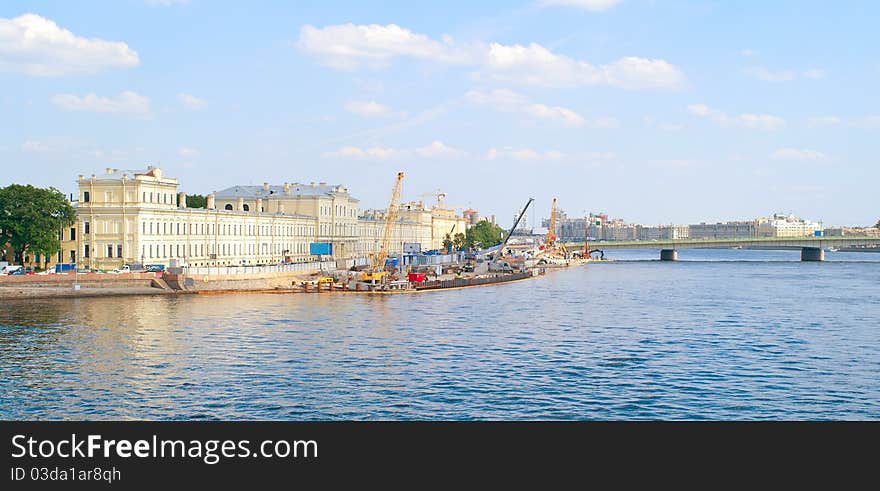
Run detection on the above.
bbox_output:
[145,264,165,273]
[8,268,25,276]
[2,265,23,275]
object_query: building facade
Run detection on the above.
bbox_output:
[76,168,318,270]
[66,167,468,270]
[757,214,822,238]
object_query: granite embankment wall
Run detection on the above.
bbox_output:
[165,270,314,292]
[0,272,163,289]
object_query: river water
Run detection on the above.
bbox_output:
[2,249,879,420]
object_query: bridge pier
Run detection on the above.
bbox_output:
[801,247,824,262]
[660,249,678,261]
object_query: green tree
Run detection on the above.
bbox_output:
[185,193,208,208]
[442,233,454,251]
[465,220,506,249]
[452,232,466,250]
[0,184,76,266]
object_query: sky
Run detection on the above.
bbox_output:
[1,0,878,227]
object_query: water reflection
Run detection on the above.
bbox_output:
[1,251,879,420]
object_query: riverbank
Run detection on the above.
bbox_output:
[0,286,176,299]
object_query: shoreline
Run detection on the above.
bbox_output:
[0,286,179,300]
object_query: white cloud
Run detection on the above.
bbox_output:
[0,14,139,76]
[746,66,826,82]
[687,103,785,131]
[539,0,623,11]
[851,116,880,129]
[746,66,795,82]
[644,116,683,131]
[178,147,199,158]
[322,146,403,160]
[297,23,474,69]
[21,139,57,153]
[178,93,207,110]
[649,159,703,169]
[324,141,466,160]
[297,23,685,90]
[803,68,825,79]
[807,115,880,129]
[51,91,151,117]
[344,100,404,118]
[807,116,841,127]
[484,43,685,89]
[771,148,827,161]
[465,89,610,127]
[486,147,564,161]
[415,140,465,158]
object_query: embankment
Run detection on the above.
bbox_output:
[164,270,313,292]
[0,272,172,299]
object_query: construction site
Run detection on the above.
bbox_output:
[255,172,593,294]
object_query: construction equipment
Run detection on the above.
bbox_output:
[583,211,589,257]
[362,172,405,283]
[419,189,446,209]
[491,197,534,262]
[546,197,558,247]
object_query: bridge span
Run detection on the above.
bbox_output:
[565,236,880,261]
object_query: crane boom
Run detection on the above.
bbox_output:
[373,171,405,274]
[546,197,557,246]
[493,197,534,259]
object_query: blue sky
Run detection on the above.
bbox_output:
[1,0,878,227]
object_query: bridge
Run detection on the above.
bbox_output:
[563,236,880,261]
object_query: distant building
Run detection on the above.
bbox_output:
[757,213,822,238]
[462,208,479,225]
[689,221,758,239]
[640,225,689,241]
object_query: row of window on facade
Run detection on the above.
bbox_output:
[82,191,178,205]
[319,204,356,218]
[82,241,313,260]
[81,244,123,259]
[140,221,315,237]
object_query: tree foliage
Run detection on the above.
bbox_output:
[452,232,466,250]
[442,233,453,251]
[465,220,506,249]
[0,185,76,265]
[185,193,208,208]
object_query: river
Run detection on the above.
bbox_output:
[2,249,879,420]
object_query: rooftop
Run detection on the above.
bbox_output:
[214,182,357,201]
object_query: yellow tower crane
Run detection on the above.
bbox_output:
[362,171,405,283]
[546,197,558,246]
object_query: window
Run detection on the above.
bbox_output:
[143,192,146,202]
[225,204,233,210]
[83,245,90,258]
[117,244,123,258]
[84,222,90,234]
[83,191,90,202]
[243,204,250,211]
[107,245,113,258]
[150,192,153,202]
[69,228,76,241]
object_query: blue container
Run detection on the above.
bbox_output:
[55,263,76,273]
[309,242,332,255]
[814,230,824,237]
